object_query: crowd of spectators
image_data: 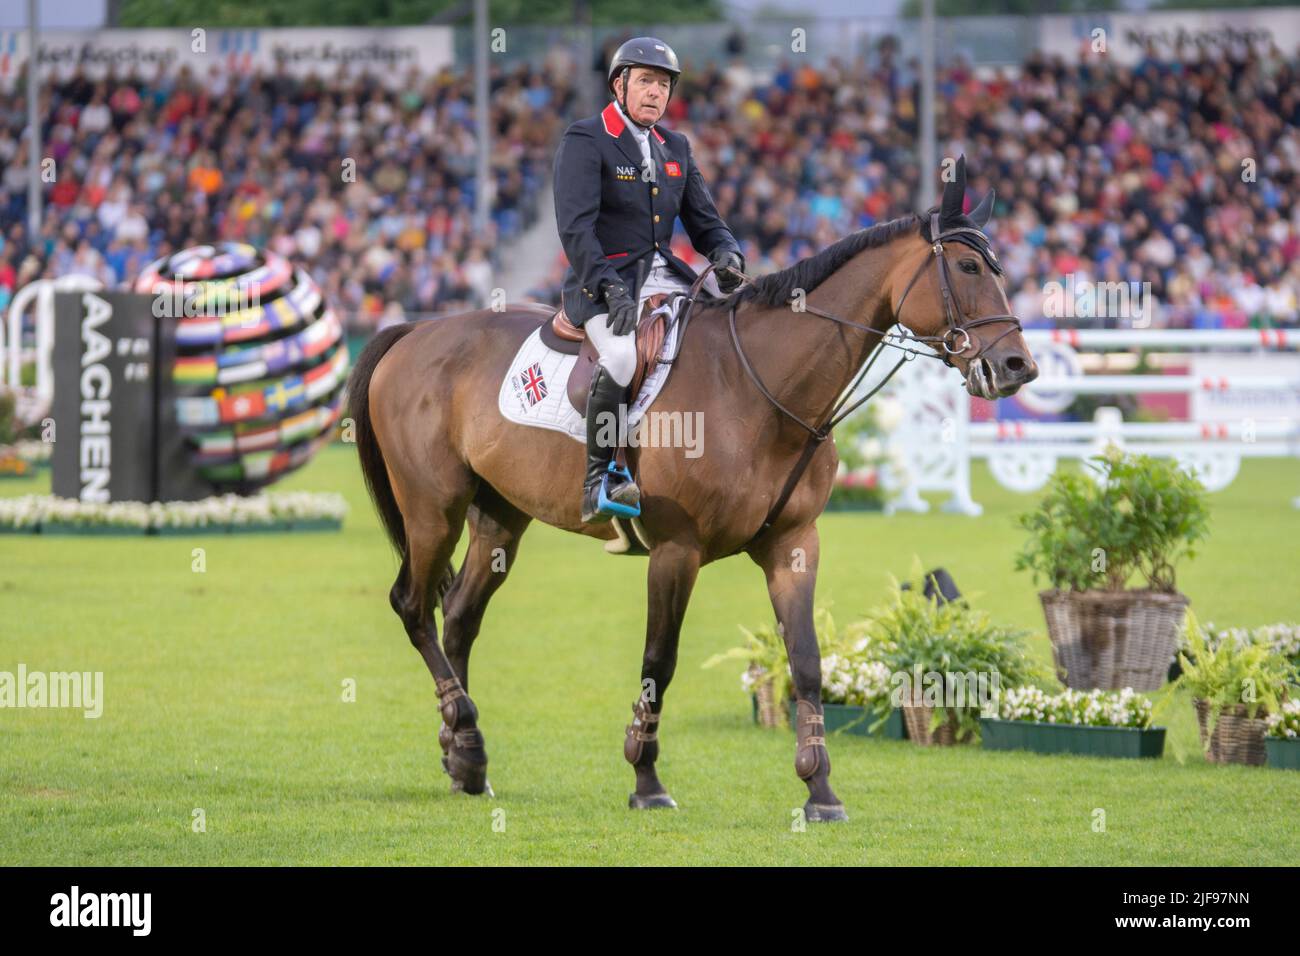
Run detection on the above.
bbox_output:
[0,56,575,331]
[1,40,1297,332]
[533,41,1300,330]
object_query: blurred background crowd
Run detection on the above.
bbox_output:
[1,39,1297,334]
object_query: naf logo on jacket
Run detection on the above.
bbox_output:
[615,165,638,181]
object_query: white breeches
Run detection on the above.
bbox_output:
[584,262,700,387]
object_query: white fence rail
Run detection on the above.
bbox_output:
[1,276,103,427]
[884,328,1300,513]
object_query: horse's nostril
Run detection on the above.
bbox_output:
[1004,356,1025,373]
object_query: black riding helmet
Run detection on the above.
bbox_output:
[607,37,681,125]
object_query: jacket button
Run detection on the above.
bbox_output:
[654,242,659,248]
[653,214,660,223]
[652,187,659,195]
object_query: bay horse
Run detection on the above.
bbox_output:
[347,160,1039,822]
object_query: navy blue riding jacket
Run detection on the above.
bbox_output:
[553,101,742,325]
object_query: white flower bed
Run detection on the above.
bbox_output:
[0,492,347,531]
[997,686,1154,729]
[820,652,892,708]
[1265,699,1300,739]
[1190,622,1300,663]
[738,636,893,709]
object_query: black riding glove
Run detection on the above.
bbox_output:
[710,248,745,294]
[602,282,638,336]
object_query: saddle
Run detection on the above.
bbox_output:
[539,295,674,415]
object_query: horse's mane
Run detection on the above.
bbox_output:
[706,213,924,311]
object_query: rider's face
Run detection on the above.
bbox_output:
[618,67,671,125]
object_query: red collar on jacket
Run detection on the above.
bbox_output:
[601,101,666,143]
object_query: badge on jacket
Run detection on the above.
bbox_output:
[665,161,682,177]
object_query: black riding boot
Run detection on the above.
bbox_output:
[581,366,640,523]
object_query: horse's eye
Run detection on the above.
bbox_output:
[960,260,979,274]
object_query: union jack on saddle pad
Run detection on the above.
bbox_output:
[519,362,548,406]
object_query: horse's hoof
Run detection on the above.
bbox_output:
[444,752,490,796]
[629,791,677,810]
[804,800,848,823]
[450,777,494,797]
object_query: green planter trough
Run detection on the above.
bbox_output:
[39,523,143,536]
[1265,737,1300,770]
[980,718,1165,759]
[787,700,907,739]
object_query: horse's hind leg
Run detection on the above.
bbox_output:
[441,483,532,690]
[389,486,491,795]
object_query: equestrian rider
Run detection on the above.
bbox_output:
[553,37,745,524]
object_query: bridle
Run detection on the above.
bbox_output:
[725,211,1024,441]
[699,211,1024,550]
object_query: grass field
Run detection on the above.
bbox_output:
[2,445,1298,865]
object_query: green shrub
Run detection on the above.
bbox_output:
[1015,448,1210,592]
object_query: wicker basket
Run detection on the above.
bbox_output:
[1040,589,1188,691]
[900,697,973,746]
[750,666,786,728]
[1194,698,1268,766]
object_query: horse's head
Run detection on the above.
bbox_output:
[892,156,1038,399]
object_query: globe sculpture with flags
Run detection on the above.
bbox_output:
[134,242,349,492]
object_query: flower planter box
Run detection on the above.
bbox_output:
[1265,738,1300,770]
[151,525,216,536]
[980,718,1165,759]
[1040,589,1188,691]
[227,521,293,534]
[786,700,906,739]
[39,522,141,536]
[289,517,343,532]
[823,498,884,513]
[750,696,907,739]
[1194,698,1268,766]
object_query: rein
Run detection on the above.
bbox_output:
[722,213,1024,550]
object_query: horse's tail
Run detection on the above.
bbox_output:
[346,323,419,559]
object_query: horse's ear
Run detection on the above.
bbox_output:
[940,154,966,226]
[969,188,995,229]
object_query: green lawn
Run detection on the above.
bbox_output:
[1,446,1297,865]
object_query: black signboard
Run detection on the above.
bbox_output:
[50,291,212,503]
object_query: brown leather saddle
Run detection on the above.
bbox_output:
[539,295,674,414]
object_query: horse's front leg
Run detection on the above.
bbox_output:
[624,540,701,810]
[750,522,847,822]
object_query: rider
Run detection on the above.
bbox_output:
[553,37,745,524]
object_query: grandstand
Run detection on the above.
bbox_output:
[0,24,1297,335]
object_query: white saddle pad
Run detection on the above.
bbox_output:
[497,297,684,443]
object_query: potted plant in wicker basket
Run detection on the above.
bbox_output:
[868,569,1049,747]
[1015,449,1209,692]
[706,606,906,737]
[1265,700,1300,770]
[1172,616,1295,766]
[706,620,791,728]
